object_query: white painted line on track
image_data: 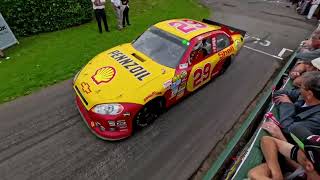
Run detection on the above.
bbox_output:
[277,48,294,58]
[244,45,283,60]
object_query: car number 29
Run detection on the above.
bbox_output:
[169,20,207,34]
[193,63,212,88]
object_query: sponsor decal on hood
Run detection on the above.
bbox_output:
[91,66,116,85]
[108,50,151,81]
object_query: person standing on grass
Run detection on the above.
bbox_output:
[92,0,109,33]
[0,49,5,58]
[307,0,320,19]
[111,0,123,30]
[122,0,130,27]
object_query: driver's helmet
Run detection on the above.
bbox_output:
[193,42,202,51]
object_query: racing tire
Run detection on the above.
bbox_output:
[219,57,232,75]
[134,99,164,129]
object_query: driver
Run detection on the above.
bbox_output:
[189,42,206,64]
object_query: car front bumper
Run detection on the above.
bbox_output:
[75,96,140,141]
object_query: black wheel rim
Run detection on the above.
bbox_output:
[136,106,157,127]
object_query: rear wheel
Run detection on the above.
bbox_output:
[134,98,165,129]
[219,57,232,75]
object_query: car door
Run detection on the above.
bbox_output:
[185,35,219,92]
[210,32,235,76]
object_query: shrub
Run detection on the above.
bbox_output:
[0,0,92,36]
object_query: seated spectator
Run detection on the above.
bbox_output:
[262,71,320,141]
[290,57,320,87]
[296,29,320,61]
[248,128,320,180]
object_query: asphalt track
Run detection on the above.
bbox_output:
[0,0,316,179]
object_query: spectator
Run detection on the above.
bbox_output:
[265,72,320,139]
[122,0,130,27]
[296,28,320,60]
[289,57,320,87]
[299,30,320,53]
[307,0,320,19]
[111,0,124,30]
[248,129,320,180]
[298,0,312,15]
[92,0,109,33]
[0,49,5,58]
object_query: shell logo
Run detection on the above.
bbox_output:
[91,66,116,85]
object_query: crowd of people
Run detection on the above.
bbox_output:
[91,0,130,33]
[247,26,320,179]
[290,0,320,20]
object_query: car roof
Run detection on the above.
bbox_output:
[153,19,221,41]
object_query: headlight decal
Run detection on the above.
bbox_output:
[92,104,124,115]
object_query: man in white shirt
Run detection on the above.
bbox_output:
[111,0,123,30]
[92,0,109,33]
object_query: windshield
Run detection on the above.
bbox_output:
[132,27,188,68]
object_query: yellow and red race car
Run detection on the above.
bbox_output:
[73,19,246,140]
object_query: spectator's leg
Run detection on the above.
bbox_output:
[113,6,123,30]
[126,7,130,25]
[0,49,5,58]
[248,163,272,180]
[101,9,109,32]
[118,7,124,30]
[260,136,283,180]
[122,8,126,27]
[307,4,319,19]
[95,9,103,33]
[317,7,320,20]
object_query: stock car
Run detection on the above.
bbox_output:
[73,19,246,140]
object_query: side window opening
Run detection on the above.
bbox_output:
[188,37,213,65]
[216,34,230,52]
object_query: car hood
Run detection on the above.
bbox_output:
[74,43,173,110]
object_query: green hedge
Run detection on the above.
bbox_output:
[0,0,93,36]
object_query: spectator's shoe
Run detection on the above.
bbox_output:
[305,17,312,21]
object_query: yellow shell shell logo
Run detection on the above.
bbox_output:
[91,66,116,85]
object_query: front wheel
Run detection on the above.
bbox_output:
[134,99,164,129]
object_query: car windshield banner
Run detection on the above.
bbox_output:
[0,12,18,49]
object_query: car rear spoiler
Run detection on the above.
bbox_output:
[202,19,246,37]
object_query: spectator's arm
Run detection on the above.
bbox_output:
[274,89,300,103]
[278,103,297,134]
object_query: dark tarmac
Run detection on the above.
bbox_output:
[0,0,316,179]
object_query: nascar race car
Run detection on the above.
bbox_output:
[73,19,246,140]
